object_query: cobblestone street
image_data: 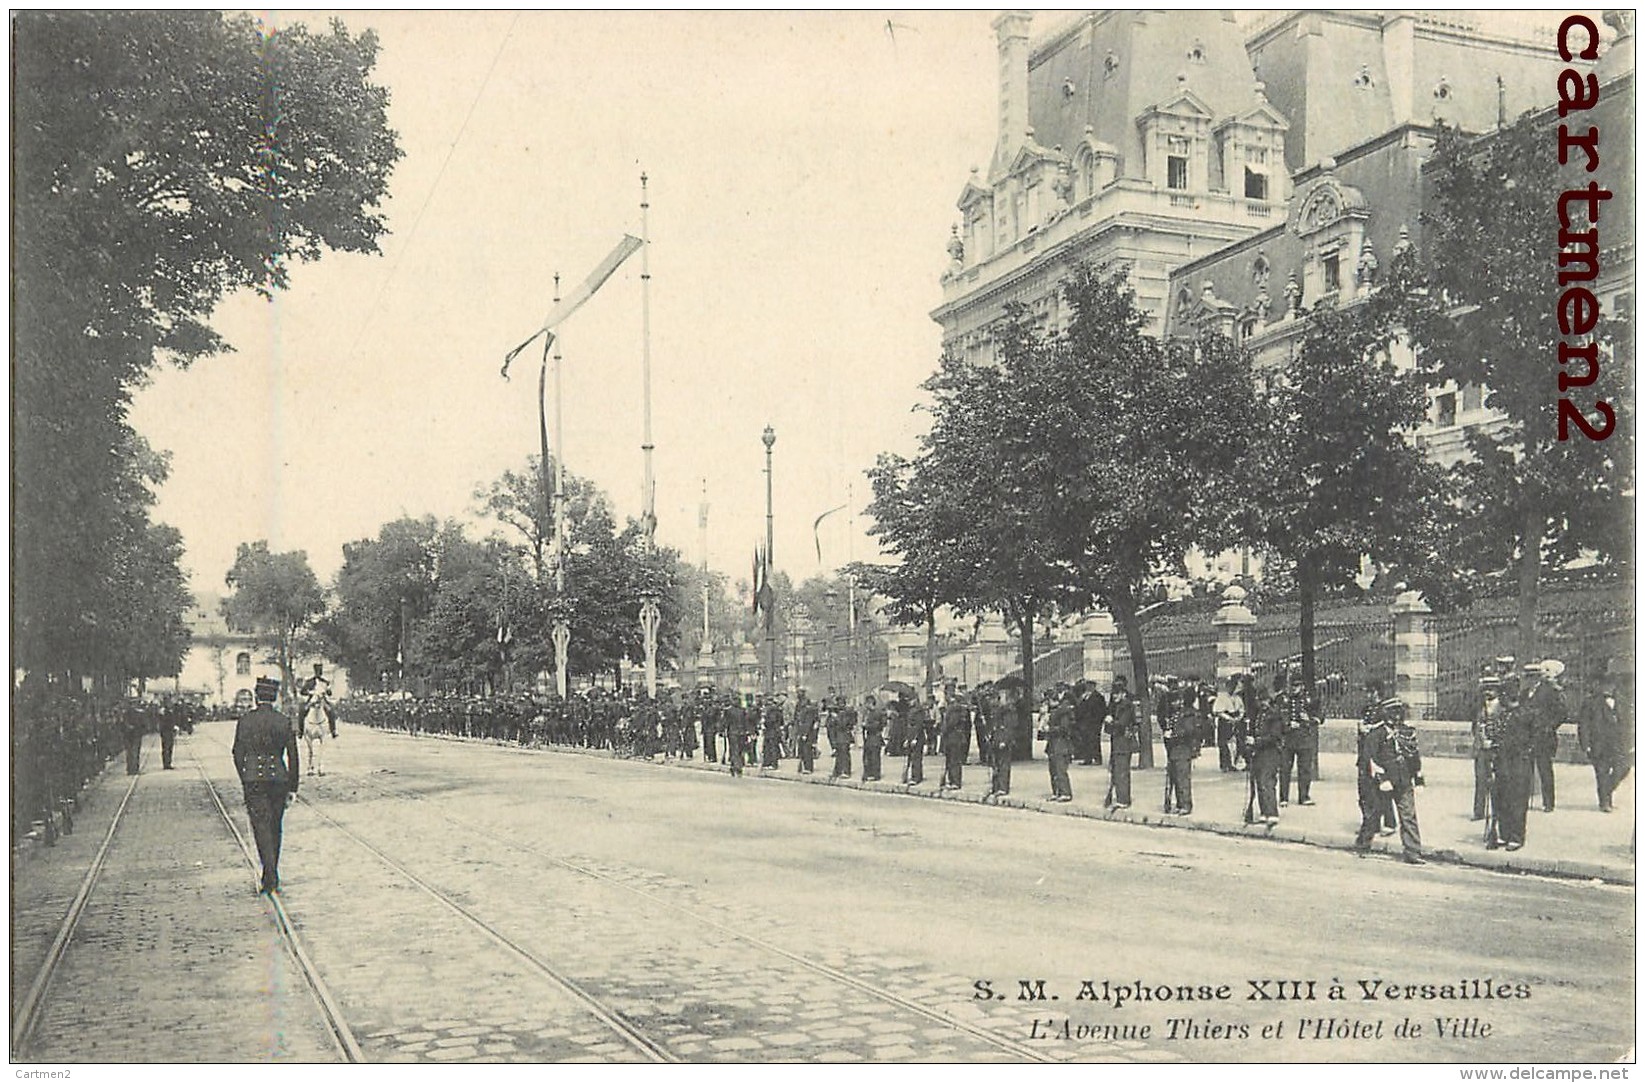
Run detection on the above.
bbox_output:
[11,723,1635,1064]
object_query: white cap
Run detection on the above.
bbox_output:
[1540,659,1566,680]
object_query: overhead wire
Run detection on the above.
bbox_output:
[341,11,522,364]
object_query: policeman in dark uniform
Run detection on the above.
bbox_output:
[232,677,301,893]
[939,687,968,791]
[987,687,1014,798]
[903,694,929,785]
[1579,667,1630,812]
[794,690,819,774]
[825,695,852,778]
[1044,685,1075,802]
[1105,676,1137,809]
[1488,676,1533,850]
[760,694,785,770]
[861,696,886,781]
[1249,677,1286,824]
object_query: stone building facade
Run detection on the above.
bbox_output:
[933,10,1612,360]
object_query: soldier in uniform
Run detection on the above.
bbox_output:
[1353,697,1425,864]
[939,686,968,791]
[723,693,747,777]
[794,690,819,774]
[1160,680,1197,815]
[121,697,148,775]
[861,695,886,781]
[1280,690,1320,806]
[233,677,301,893]
[827,694,854,779]
[1044,685,1075,802]
[1472,674,1502,821]
[699,689,719,763]
[1356,681,1396,834]
[1104,676,1137,809]
[903,693,929,785]
[760,694,785,770]
[987,687,1014,798]
[1578,666,1630,813]
[1247,675,1286,825]
[1487,675,1532,849]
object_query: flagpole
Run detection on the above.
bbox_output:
[762,425,777,700]
[551,274,571,700]
[638,172,660,699]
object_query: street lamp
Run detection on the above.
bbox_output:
[762,424,776,699]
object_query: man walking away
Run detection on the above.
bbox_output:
[233,677,301,893]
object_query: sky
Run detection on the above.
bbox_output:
[126,9,1007,599]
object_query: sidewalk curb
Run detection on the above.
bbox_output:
[392,731,1636,887]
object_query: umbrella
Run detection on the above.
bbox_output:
[879,680,918,698]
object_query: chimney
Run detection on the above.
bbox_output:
[991,11,1033,178]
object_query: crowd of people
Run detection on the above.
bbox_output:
[327,653,1628,865]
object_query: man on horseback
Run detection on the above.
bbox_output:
[299,662,338,776]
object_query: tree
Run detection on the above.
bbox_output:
[327,516,451,690]
[1243,286,1449,696]
[896,308,1098,758]
[1413,118,1634,663]
[476,458,555,578]
[854,452,966,697]
[223,541,325,703]
[1056,267,1261,763]
[12,12,400,682]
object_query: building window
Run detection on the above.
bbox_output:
[1244,167,1268,201]
[235,652,251,677]
[1188,41,1206,64]
[1167,136,1190,190]
[1104,53,1119,80]
[1239,315,1259,340]
[1434,392,1457,428]
[1354,64,1375,89]
[1322,253,1341,293]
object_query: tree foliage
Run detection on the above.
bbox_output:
[1243,271,1449,692]
[12,11,400,683]
[1412,118,1634,661]
[223,541,326,701]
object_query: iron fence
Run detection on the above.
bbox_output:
[1435,605,1635,719]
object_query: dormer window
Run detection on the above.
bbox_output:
[1322,253,1341,293]
[1244,165,1268,201]
[1167,136,1190,190]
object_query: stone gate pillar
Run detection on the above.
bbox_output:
[1391,590,1438,720]
[1082,610,1118,688]
[1213,585,1257,680]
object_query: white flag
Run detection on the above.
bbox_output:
[538,234,643,333]
[503,233,644,378]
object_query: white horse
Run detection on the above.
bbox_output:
[300,689,335,776]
